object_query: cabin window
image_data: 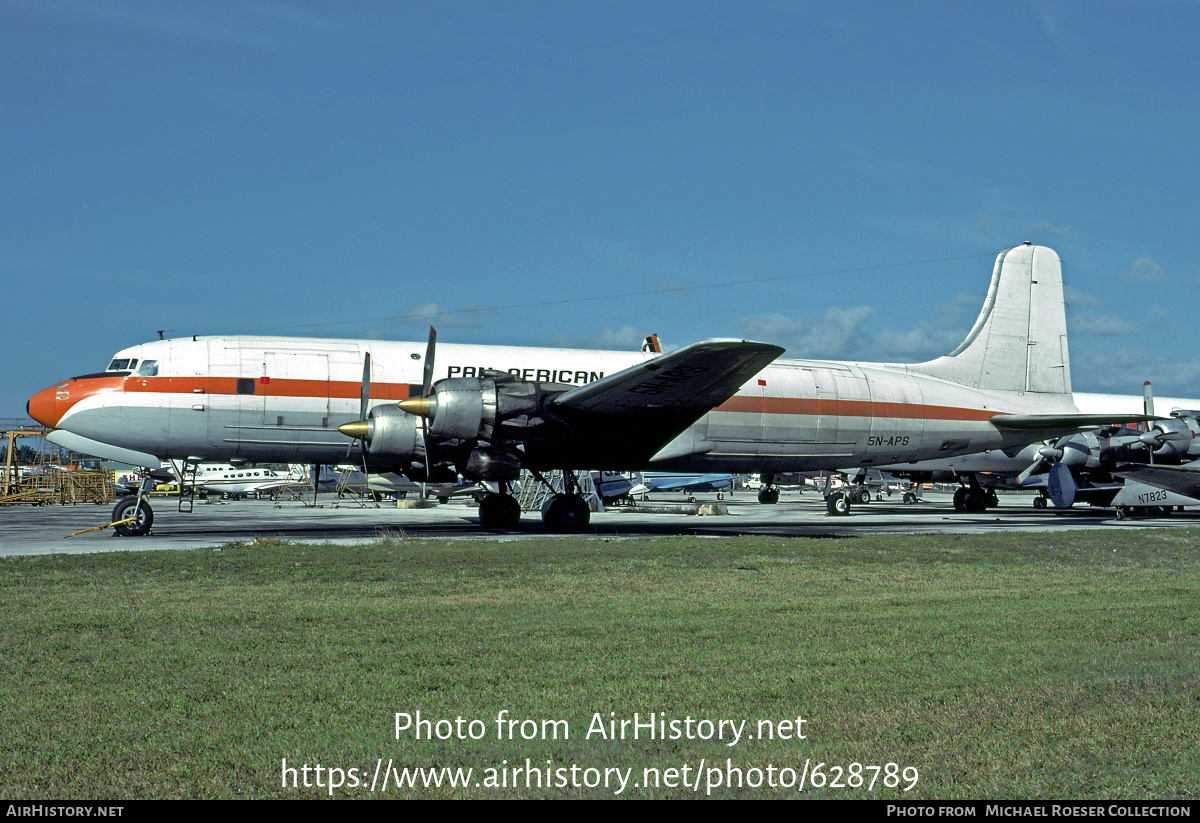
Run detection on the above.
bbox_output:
[236,378,256,395]
[138,360,159,376]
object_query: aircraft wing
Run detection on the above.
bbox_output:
[641,473,734,492]
[543,339,784,466]
[1114,462,1200,500]
[551,339,784,415]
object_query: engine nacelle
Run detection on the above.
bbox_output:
[1142,417,1199,460]
[1055,432,1097,470]
[364,405,421,460]
[425,373,548,442]
[426,377,490,441]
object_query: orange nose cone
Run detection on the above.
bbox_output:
[27,384,63,427]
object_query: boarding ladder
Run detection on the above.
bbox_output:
[274,465,319,508]
[177,461,197,513]
[332,467,378,508]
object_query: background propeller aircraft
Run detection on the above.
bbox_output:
[879,384,1200,515]
[29,243,1146,534]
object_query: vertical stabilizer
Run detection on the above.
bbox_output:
[909,244,1071,395]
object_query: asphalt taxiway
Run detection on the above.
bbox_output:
[2,488,1194,556]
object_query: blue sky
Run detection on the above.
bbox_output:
[5,1,1199,416]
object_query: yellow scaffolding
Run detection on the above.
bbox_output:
[0,428,116,506]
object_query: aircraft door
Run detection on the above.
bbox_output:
[764,366,818,444]
[204,344,261,456]
[827,367,870,447]
[260,351,331,427]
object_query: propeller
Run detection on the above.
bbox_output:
[338,329,437,480]
[1017,438,1080,508]
[386,327,438,481]
[355,352,372,477]
[1017,437,1070,485]
[415,331,434,484]
[1016,433,1094,486]
[344,352,372,460]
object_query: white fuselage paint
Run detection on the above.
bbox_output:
[47,335,1077,473]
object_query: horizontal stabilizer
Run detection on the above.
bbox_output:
[991,412,1160,442]
[990,413,1161,430]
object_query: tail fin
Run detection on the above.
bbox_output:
[909,243,1071,395]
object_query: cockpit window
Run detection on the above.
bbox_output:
[107,358,130,371]
[138,360,159,376]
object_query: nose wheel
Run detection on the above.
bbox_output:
[112,498,154,536]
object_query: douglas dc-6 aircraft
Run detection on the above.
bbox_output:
[28,243,1147,535]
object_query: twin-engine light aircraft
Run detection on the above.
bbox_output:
[28,243,1146,535]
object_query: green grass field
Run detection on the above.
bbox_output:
[2,529,1197,799]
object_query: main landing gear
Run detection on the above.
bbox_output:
[952,481,999,513]
[826,491,851,516]
[542,494,590,533]
[477,492,521,530]
[475,471,593,533]
[757,473,780,504]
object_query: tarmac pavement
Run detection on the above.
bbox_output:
[1,488,1192,557]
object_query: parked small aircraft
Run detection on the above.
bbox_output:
[29,243,1144,534]
[629,471,737,501]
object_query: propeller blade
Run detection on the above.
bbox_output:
[1143,381,1154,417]
[360,352,372,420]
[1046,462,1076,509]
[395,327,440,481]
[343,352,374,458]
[358,352,373,465]
[422,327,437,398]
[1017,456,1049,485]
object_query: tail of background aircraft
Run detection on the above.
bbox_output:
[908,243,1071,395]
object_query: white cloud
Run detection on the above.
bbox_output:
[390,302,492,329]
[937,292,984,327]
[1071,348,1200,395]
[1027,221,1080,241]
[1068,306,1169,337]
[1128,258,1163,283]
[549,325,646,351]
[737,306,876,360]
[1063,284,1100,307]
[1068,312,1142,336]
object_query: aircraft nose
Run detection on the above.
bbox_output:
[27,383,63,428]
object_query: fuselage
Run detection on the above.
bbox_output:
[28,334,1080,472]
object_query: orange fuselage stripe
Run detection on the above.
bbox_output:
[118,377,1003,422]
[122,377,416,401]
[713,395,1003,421]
